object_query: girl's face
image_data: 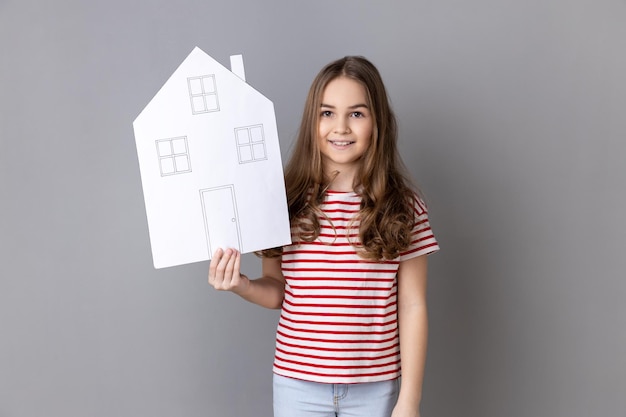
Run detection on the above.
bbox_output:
[317,76,373,176]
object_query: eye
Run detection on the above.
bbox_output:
[351,111,365,118]
[320,110,333,118]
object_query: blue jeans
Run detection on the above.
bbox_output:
[273,373,400,417]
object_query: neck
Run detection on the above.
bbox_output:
[326,168,358,192]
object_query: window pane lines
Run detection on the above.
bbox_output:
[188,75,220,114]
[156,136,192,176]
[235,125,267,163]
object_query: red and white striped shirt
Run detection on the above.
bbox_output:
[273,190,439,384]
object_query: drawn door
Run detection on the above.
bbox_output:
[200,185,242,256]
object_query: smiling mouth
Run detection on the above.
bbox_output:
[329,140,355,146]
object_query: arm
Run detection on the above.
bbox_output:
[392,254,429,417]
[208,248,285,309]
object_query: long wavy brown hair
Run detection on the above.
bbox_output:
[264,56,418,260]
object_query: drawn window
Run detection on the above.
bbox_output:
[188,75,219,114]
[235,125,267,163]
[156,137,192,176]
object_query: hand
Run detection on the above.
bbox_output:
[208,248,250,294]
[391,402,420,417]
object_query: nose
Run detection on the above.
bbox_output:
[333,117,351,134]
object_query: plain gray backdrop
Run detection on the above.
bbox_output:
[1,0,625,416]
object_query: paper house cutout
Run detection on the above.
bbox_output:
[133,47,291,269]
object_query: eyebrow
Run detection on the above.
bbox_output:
[320,103,369,109]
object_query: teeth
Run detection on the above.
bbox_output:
[331,141,353,146]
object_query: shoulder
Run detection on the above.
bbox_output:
[407,190,428,217]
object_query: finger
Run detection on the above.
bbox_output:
[233,251,249,289]
[216,248,234,289]
[224,249,239,285]
[208,248,224,285]
[234,250,242,277]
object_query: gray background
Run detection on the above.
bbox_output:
[1,0,624,416]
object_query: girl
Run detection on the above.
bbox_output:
[209,56,439,417]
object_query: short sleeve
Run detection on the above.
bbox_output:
[398,195,440,261]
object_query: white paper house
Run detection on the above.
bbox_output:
[133,47,291,269]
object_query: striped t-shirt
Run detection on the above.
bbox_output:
[273,190,439,384]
